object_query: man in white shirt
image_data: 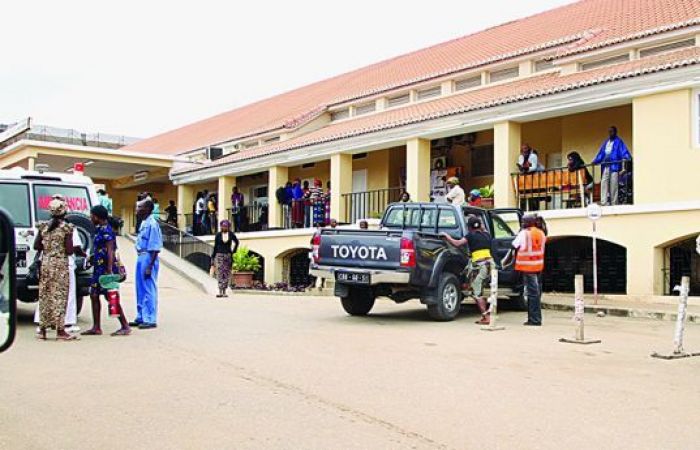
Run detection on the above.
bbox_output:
[445,177,466,206]
[517,144,538,174]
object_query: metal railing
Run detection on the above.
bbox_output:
[511,160,633,211]
[0,122,139,151]
[227,202,268,232]
[281,198,331,229]
[158,220,213,273]
[343,187,402,224]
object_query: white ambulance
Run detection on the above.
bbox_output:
[0,167,98,313]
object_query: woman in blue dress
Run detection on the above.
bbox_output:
[82,205,130,336]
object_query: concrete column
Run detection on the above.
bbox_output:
[177,184,195,230]
[330,153,352,222]
[268,165,288,228]
[264,253,284,285]
[493,121,521,208]
[217,175,236,224]
[405,138,431,202]
[27,156,36,171]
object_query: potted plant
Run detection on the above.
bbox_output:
[231,246,261,289]
[479,184,494,209]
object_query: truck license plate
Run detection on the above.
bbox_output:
[336,271,370,284]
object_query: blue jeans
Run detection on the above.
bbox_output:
[524,273,542,324]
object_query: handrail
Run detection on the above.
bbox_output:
[509,159,631,176]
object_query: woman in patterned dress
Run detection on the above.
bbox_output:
[82,205,131,336]
[211,220,239,297]
[34,198,76,341]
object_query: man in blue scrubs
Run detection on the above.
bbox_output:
[129,200,163,329]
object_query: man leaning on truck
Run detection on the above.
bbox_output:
[442,216,493,325]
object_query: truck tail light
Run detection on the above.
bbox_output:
[312,233,321,264]
[400,237,415,268]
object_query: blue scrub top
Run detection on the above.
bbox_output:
[136,215,163,253]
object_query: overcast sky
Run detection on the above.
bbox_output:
[1,0,572,138]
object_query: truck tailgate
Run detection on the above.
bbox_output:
[318,229,403,270]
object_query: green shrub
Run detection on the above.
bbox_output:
[232,246,261,272]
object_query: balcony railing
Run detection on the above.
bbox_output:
[281,198,330,229]
[343,187,403,224]
[511,160,632,211]
[228,202,268,232]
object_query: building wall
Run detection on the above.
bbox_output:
[522,117,563,169]
[99,180,178,233]
[546,208,700,298]
[449,130,495,192]
[633,89,699,204]
[352,149,391,191]
[288,160,331,187]
[561,104,633,165]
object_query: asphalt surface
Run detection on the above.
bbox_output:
[1,242,699,449]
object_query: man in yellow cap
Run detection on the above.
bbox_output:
[445,177,465,206]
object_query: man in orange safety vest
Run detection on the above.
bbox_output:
[513,214,547,326]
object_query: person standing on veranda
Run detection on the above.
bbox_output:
[129,200,163,329]
[592,126,631,206]
[512,214,547,326]
[33,198,77,341]
[211,220,239,298]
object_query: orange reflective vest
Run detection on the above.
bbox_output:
[515,227,546,273]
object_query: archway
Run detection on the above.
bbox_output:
[543,236,627,294]
[275,247,314,288]
[662,236,700,296]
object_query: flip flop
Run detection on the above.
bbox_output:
[110,329,131,336]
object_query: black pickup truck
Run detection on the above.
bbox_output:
[310,203,524,321]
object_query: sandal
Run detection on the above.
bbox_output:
[56,334,79,341]
[110,328,131,336]
[36,330,47,341]
[81,329,103,336]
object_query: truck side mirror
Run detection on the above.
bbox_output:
[0,208,17,353]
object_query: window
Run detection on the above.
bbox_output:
[384,207,420,228]
[471,145,494,177]
[438,208,458,229]
[580,54,629,71]
[243,141,259,149]
[387,93,410,108]
[330,109,350,121]
[420,208,437,229]
[352,152,367,160]
[534,59,554,72]
[355,102,375,116]
[0,183,30,227]
[264,136,280,143]
[417,86,442,101]
[33,184,91,222]
[639,38,695,58]
[301,163,316,169]
[491,215,516,239]
[455,75,481,91]
[489,66,519,83]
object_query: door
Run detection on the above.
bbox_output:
[351,169,368,223]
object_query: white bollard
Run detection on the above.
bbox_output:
[482,265,505,331]
[651,276,699,360]
[559,274,601,345]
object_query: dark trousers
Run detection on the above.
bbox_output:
[524,272,542,324]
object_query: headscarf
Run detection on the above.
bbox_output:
[220,220,231,228]
[447,176,460,186]
[49,198,67,217]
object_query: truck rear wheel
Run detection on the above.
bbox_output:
[427,273,461,321]
[340,288,375,316]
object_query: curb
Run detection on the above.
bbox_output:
[231,289,334,297]
[542,301,699,323]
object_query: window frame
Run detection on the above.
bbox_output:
[0,182,31,227]
[32,183,92,223]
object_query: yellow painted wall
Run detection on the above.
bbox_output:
[289,160,331,186]
[388,146,406,189]
[352,149,390,191]
[522,117,563,169]
[561,104,632,165]
[633,89,700,204]
[546,208,700,297]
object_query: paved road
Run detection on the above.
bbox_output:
[1,242,699,449]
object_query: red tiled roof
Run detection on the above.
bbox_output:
[125,0,700,157]
[173,46,700,174]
